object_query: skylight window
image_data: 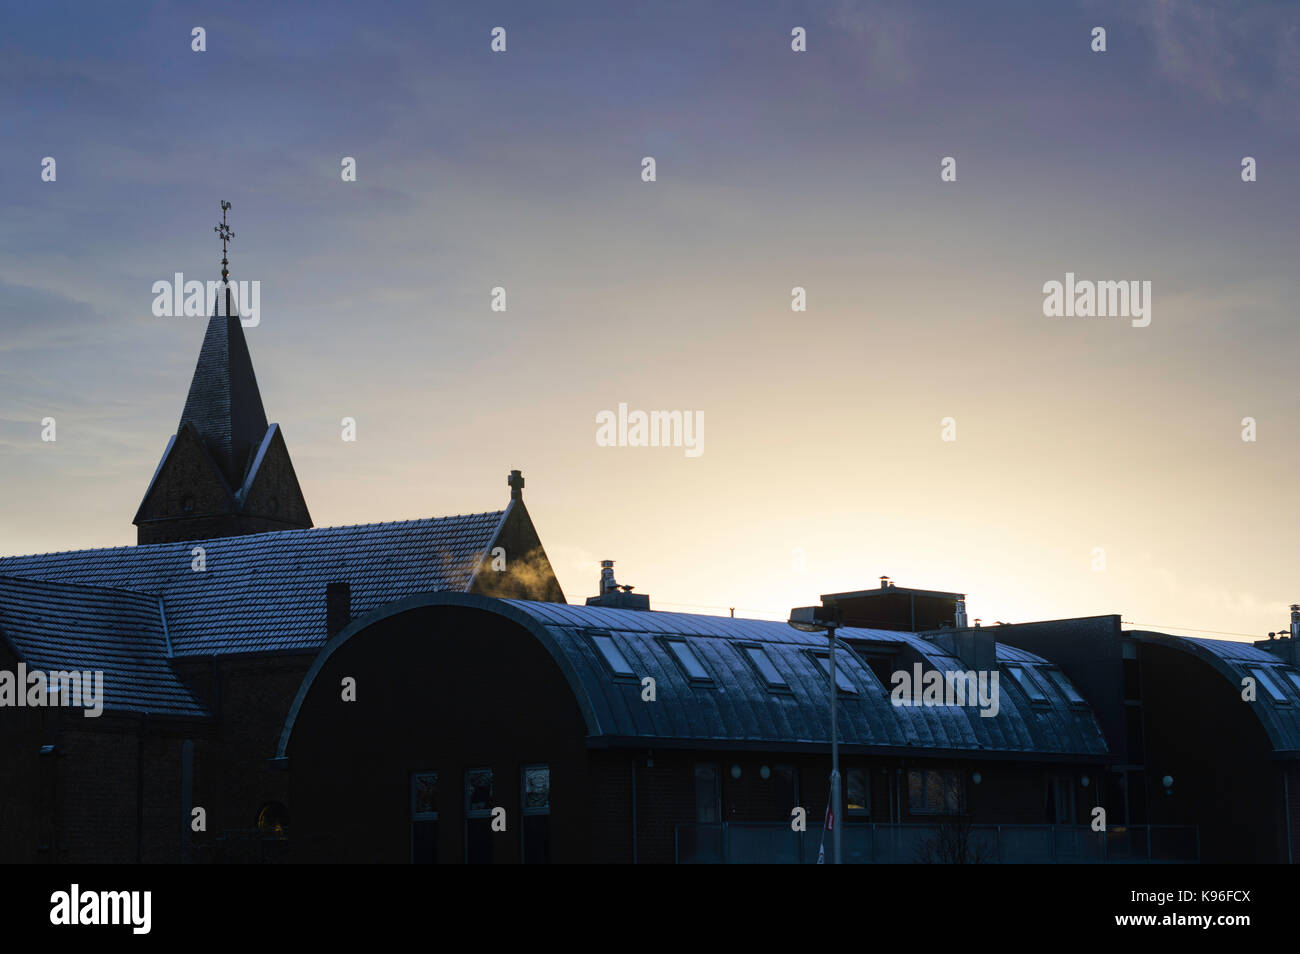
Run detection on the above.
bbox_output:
[744,646,787,688]
[666,639,710,681]
[591,633,634,676]
[1249,667,1288,703]
[813,653,857,694]
[1286,671,1300,697]
[1045,668,1086,704]
[1005,664,1047,702]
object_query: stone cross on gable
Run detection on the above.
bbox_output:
[508,469,524,500]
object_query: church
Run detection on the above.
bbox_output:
[3,231,1300,864]
[0,243,565,863]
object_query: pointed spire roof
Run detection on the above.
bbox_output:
[178,287,268,489]
[134,202,311,545]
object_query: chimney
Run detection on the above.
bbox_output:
[954,597,967,628]
[879,575,892,589]
[952,624,996,673]
[599,559,618,595]
[1254,604,1300,666]
[585,560,650,611]
[326,581,352,638]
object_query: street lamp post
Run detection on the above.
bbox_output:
[789,601,844,864]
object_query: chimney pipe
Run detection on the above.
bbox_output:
[1291,604,1299,640]
[586,560,651,611]
[954,597,967,629]
[599,560,618,595]
[326,581,352,638]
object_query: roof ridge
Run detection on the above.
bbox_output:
[0,508,510,561]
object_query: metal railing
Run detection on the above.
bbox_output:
[674,821,1199,864]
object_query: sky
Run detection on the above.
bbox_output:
[2,0,1298,639]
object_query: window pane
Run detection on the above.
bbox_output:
[413,773,439,817]
[745,647,787,687]
[523,765,550,813]
[695,764,720,823]
[1006,664,1046,701]
[1045,669,1086,704]
[925,770,945,813]
[592,634,634,675]
[816,654,857,693]
[1250,667,1288,703]
[846,768,867,813]
[667,640,710,680]
[466,768,493,815]
[907,770,924,813]
[943,772,964,813]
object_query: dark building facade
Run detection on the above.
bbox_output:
[1,274,1296,864]
[278,594,1116,863]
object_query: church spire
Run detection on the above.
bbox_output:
[133,203,311,544]
[178,201,267,488]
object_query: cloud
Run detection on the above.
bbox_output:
[1122,0,1300,115]
[825,0,917,85]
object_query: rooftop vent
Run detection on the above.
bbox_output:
[1256,603,1300,666]
[585,560,650,611]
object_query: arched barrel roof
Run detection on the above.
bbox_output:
[1133,631,1300,755]
[279,593,1107,760]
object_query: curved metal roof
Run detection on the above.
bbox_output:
[1134,631,1300,755]
[279,593,1108,759]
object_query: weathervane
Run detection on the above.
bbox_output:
[214,200,234,283]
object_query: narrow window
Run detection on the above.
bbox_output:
[744,646,787,688]
[846,767,869,817]
[1005,664,1047,702]
[591,633,634,676]
[465,768,494,864]
[411,773,438,864]
[666,639,710,681]
[1046,775,1076,824]
[1249,667,1289,703]
[1044,668,1086,704]
[521,764,550,864]
[813,652,857,693]
[694,763,721,824]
